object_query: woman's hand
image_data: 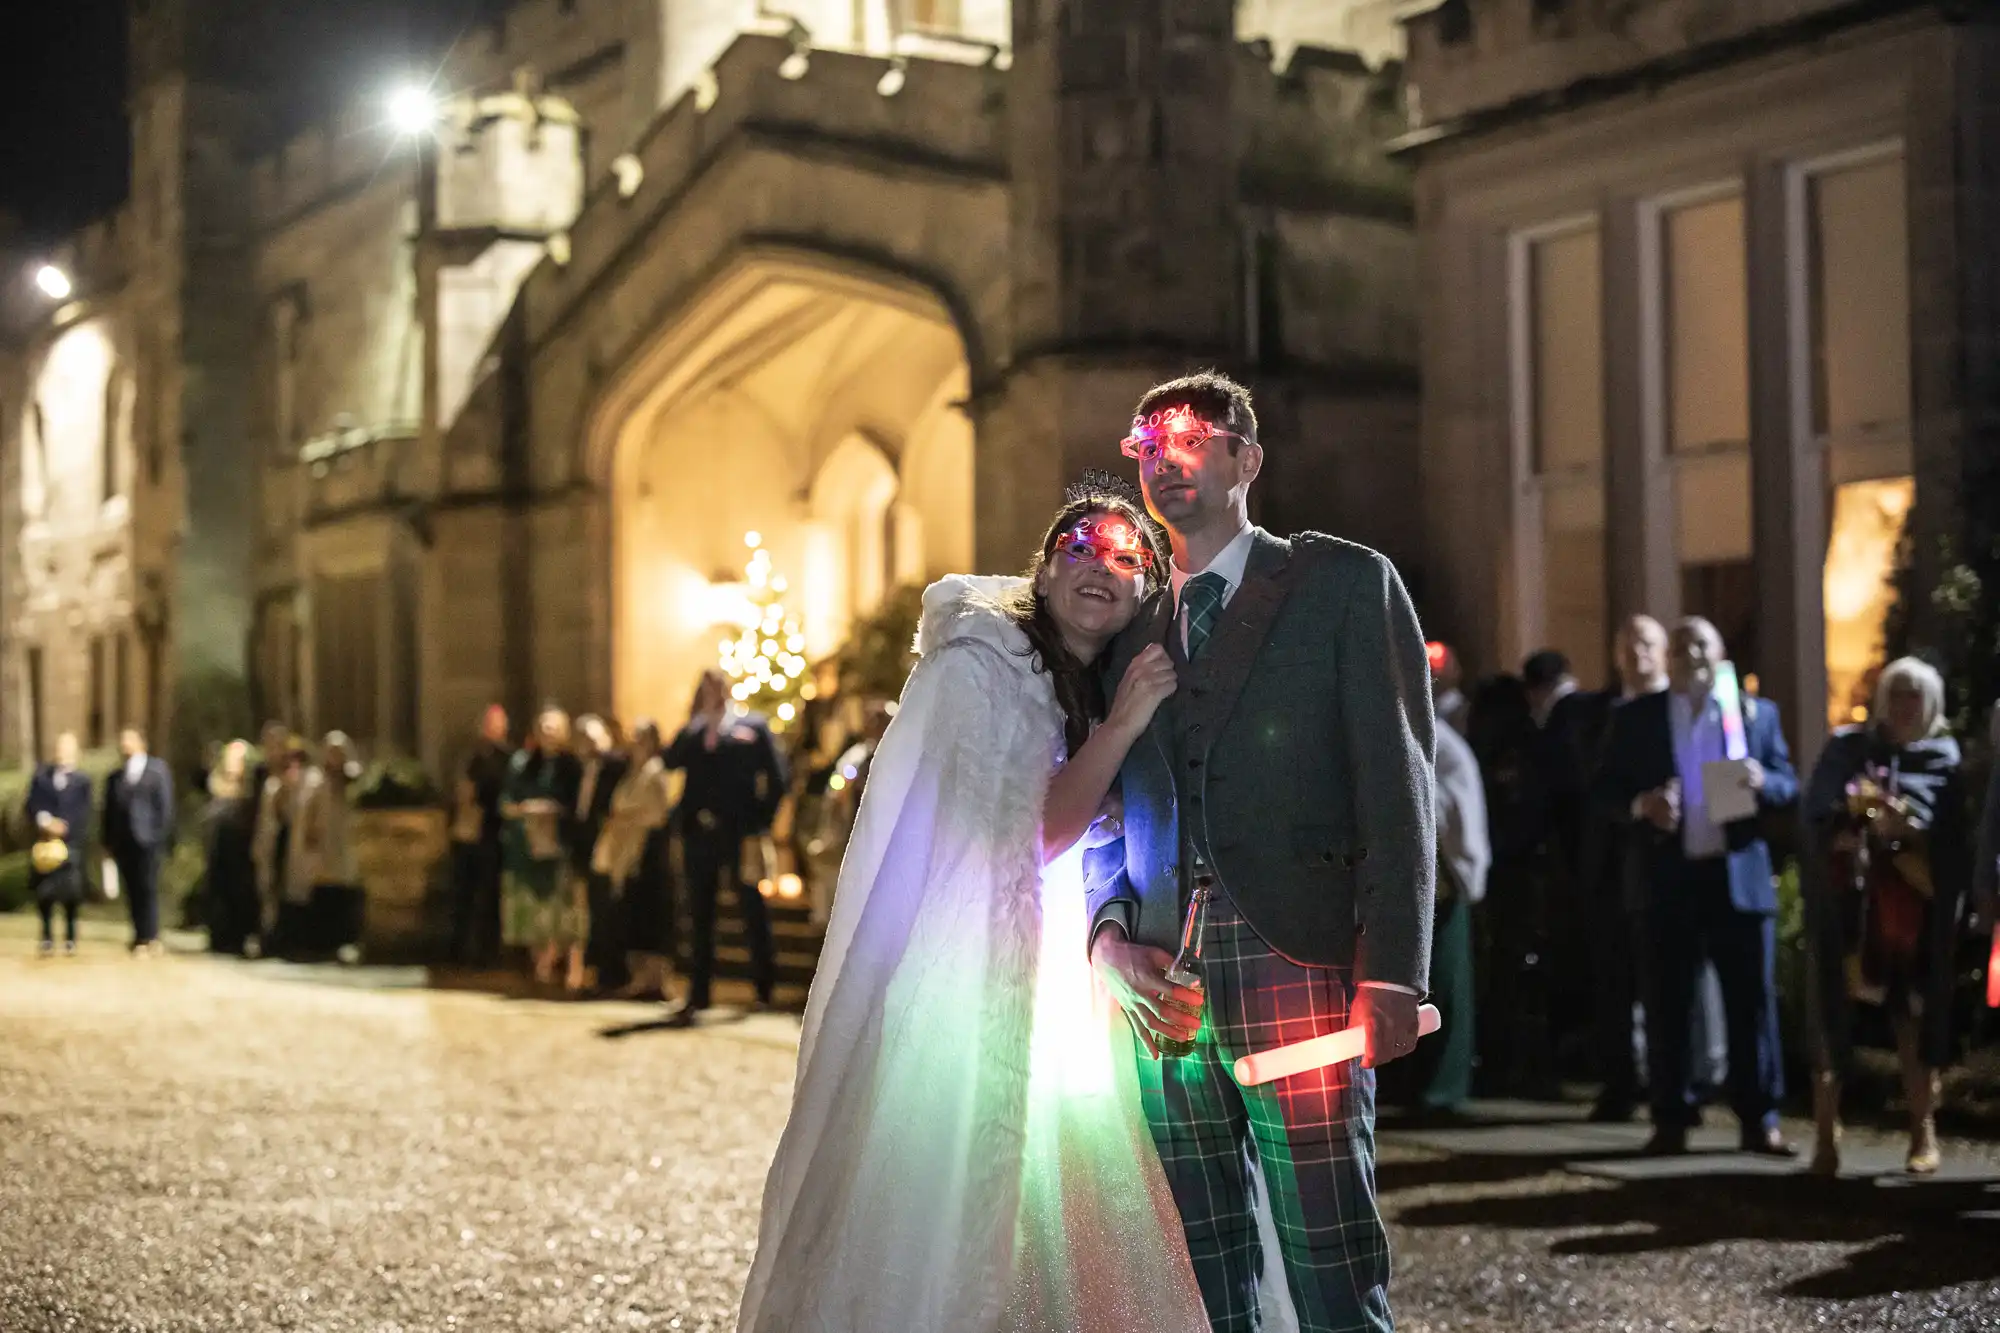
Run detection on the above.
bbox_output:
[1105,644,1177,740]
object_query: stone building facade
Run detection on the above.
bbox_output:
[1403,0,1999,763]
[3,0,1428,776]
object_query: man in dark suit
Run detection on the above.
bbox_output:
[663,670,788,1026]
[1088,372,1435,1333]
[1597,617,1799,1156]
[102,725,176,955]
[568,715,630,992]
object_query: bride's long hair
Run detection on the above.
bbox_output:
[1001,475,1168,759]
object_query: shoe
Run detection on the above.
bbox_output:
[1642,1128,1689,1157]
[1907,1119,1941,1175]
[1740,1127,1798,1158]
[62,940,77,957]
[36,939,54,958]
[661,1005,701,1029]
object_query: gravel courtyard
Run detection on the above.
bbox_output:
[4,921,1998,1332]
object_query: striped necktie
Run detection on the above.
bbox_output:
[1180,571,1229,660]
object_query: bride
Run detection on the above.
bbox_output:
[738,479,1215,1332]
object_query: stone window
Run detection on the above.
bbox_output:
[114,631,130,735]
[1659,188,1755,671]
[25,646,45,765]
[88,637,107,749]
[1807,145,1911,725]
[313,572,381,743]
[101,365,121,505]
[1514,221,1607,685]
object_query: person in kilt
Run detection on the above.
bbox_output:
[1088,372,1436,1333]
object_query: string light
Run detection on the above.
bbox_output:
[716,531,809,731]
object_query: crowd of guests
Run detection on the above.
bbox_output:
[444,669,797,1022]
[1410,613,2000,1176]
[21,658,878,1023]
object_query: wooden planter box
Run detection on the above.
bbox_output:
[350,807,450,959]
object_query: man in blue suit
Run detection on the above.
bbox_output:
[102,726,177,955]
[1597,617,1799,1156]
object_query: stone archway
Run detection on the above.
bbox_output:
[599,255,973,724]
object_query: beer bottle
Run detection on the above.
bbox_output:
[1156,884,1212,1059]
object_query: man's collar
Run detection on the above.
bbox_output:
[1169,523,1257,599]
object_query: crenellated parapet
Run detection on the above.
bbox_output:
[1402,0,1868,129]
[1239,41,1411,219]
[516,29,1007,351]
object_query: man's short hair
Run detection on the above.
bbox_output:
[1522,650,1572,690]
[1133,370,1258,446]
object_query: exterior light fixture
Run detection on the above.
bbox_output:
[386,84,439,136]
[33,264,72,300]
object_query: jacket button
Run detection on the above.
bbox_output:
[1188,758,1203,770]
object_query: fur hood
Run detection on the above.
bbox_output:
[915,574,1031,660]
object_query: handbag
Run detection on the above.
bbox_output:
[31,837,69,875]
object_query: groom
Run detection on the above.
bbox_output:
[1088,372,1436,1332]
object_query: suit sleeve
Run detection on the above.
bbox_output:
[159,764,177,840]
[1754,705,1798,808]
[754,722,789,830]
[1593,709,1644,822]
[1338,551,1436,992]
[1083,839,1137,951]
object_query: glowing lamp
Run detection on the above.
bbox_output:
[777,702,797,722]
[777,873,804,900]
[758,878,777,898]
[386,84,438,135]
[827,774,847,792]
[1233,1004,1441,1087]
[34,264,72,300]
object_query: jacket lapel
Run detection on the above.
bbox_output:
[1182,529,1294,742]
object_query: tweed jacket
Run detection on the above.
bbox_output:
[1085,528,1438,991]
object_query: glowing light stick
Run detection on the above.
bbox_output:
[1986,926,2000,1009]
[1233,1004,1441,1087]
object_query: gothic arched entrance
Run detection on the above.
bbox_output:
[598,255,973,725]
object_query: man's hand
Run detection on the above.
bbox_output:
[1091,929,1202,1058]
[1744,758,1766,792]
[1354,985,1421,1068]
[1636,783,1681,833]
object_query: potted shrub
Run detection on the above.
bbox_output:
[348,758,450,960]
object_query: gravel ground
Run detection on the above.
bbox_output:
[3,920,1998,1332]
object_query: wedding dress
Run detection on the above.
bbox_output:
[736,575,1212,1333]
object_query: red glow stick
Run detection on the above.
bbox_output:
[1986,926,2000,1009]
[1233,1004,1442,1087]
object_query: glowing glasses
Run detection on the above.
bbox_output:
[1119,404,1245,462]
[1056,517,1154,574]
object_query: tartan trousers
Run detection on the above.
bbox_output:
[1135,893,1391,1333]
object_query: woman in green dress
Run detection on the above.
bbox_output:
[502,707,585,991]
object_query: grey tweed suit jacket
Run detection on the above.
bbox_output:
[1085,528,1438,992]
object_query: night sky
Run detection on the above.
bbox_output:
[0,1,501,247]
[0,3,131,243]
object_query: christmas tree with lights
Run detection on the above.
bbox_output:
[718,531,810,732]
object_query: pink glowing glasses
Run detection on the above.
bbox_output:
[1119,404,1246,462]
[1056,517,1154,574]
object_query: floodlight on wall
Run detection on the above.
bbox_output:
[33,264,72,301]
[386,84,440,136]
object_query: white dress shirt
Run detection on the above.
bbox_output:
[1669,692,1730,860]
[1170,522,1416,996]
[124,752,149,787]
[1167,522,1256,654]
